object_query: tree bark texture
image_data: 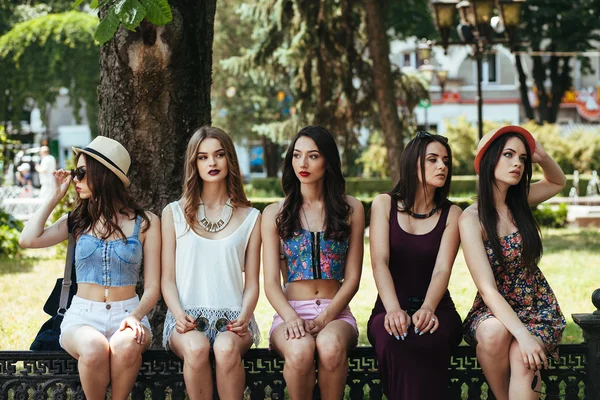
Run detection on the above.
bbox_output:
[97,0,217,347]
[515,55,534,121]
[365,0,403,183]
[262,135,280,178]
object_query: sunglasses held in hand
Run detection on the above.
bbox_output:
[530,360,585,398]
[195,312,232,333]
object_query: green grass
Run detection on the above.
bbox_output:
[1,228,598,350]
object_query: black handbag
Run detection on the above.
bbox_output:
[30,214,77,350]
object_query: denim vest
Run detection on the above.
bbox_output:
[75,215,143,287]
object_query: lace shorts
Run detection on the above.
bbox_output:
[163,307,261,349]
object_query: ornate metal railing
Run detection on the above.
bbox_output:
[0,344,588,399]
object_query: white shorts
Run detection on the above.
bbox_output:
[59,295,152,347]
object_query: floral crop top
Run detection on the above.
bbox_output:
[282,229,349,282]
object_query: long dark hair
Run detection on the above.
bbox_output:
[389,133,452,212]
[72,154,149,241]
[181,126,251,230]
[276,125,351,241]
[478,132,542,273]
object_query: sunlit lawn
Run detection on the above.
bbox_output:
[1,228,598,350]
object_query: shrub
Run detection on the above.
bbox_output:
[567,131,600,174]
[251,197,567,229]
[521,122,572,174]
[443,117,501,175]
[356,130,389,178]
[0,209,23,258]
[0,209,24,231]
[533,203,568,228]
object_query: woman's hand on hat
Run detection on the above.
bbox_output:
[52,169,72,201]
[228,315,249,337]
[531,140,548,164]
[120,315,145,345]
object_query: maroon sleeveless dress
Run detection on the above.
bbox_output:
[367,196,463,400]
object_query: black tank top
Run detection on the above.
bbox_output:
[372,195,454,315]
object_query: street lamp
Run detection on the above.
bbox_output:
[431,0,459,53]
[418,60,435,131]
[436,69,449,95]
[497,0,524,45]
[430,0,525,140]
[417,39,449,131]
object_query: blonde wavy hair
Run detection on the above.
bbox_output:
[182,126,251,229]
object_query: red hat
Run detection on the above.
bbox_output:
[474,125,536,174]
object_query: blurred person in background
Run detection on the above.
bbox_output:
[36,146,57,198]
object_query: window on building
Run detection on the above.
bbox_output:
[404,53,411,68]
[484,53,497,83]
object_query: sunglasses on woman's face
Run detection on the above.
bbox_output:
[195,312,231,333]
[70,167,86,181]
[416,131,449,144]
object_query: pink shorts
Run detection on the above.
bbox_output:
[269,298,358,343]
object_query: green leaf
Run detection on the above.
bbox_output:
[90,0,99,9]
[73,0,85,8]
[94,7,120,44]
[140,0,172,25]
[114,0,146,31]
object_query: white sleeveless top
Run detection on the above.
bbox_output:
[162,201,261,348]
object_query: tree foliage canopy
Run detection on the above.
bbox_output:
[0,11,100,132]
[221,0,377,171]
[74,0,172,43]
[515,0,600,123]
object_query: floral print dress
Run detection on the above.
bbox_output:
[463,231,565,359]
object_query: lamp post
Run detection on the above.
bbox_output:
[436,68,449,95]
[417,39,448,131]
[430,0,525,140]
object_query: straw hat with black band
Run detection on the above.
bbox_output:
[72,136,131,187]
[474,125,536,175]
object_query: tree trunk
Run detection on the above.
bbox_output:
[515,55,535,121]
[532,56,549,125]
[365,0,403,183]
[548,57,571,124]
[262,135,280,177]
[97,0,217,347]
[314,2,334,126]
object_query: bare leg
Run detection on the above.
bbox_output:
[271,324,316,400]
[170,330,213,400]
[315,321,357,400]
[213,332,253,400]
[475,318,513,400]
[508,338,540,400]
[61,325,110,400]
[109,326,151,400]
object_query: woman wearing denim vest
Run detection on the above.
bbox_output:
[19,137,161,400]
